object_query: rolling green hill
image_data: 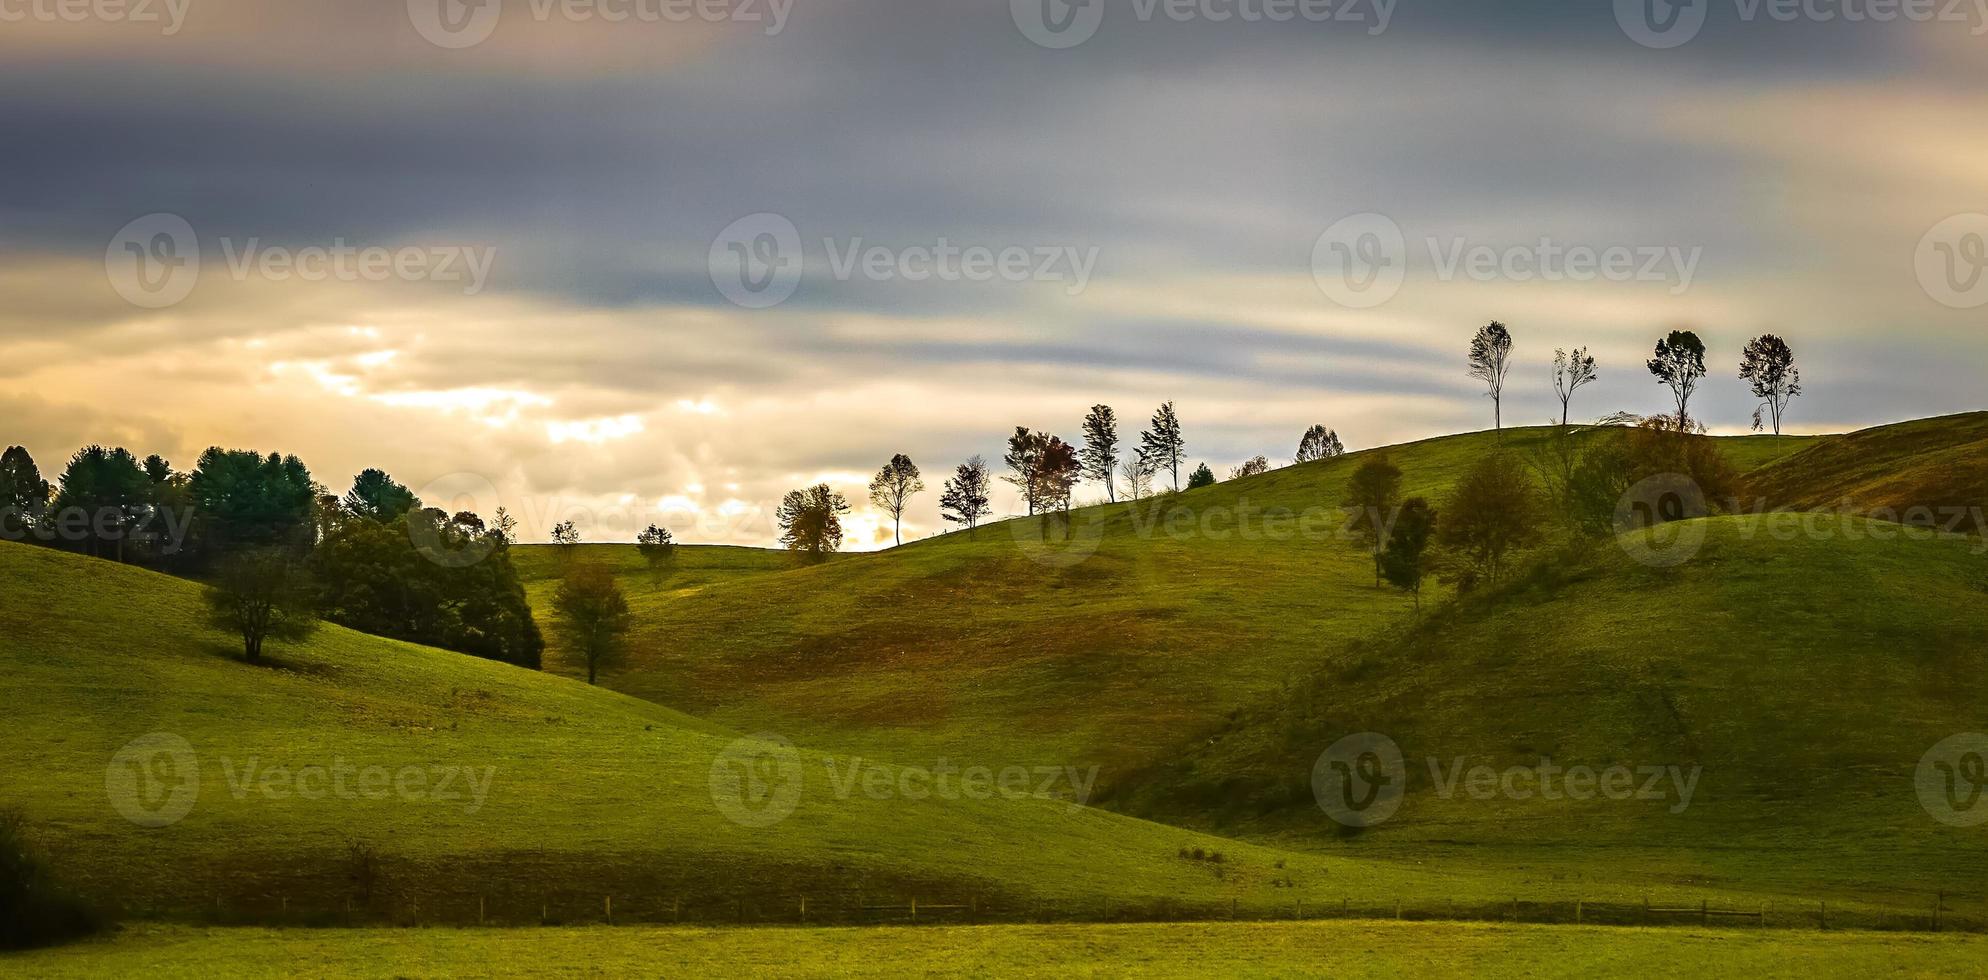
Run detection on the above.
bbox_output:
[1746,411,1988,532]
[1110,514,1988,911]
[521,427,1812,783]
[0,540,1621,925]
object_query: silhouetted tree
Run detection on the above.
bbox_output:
[205,547,318,662]
[1119,448,1156,501]
[867,453,924,546]
[1438,453,1541,590]
[342,469,419,524]
[636,524,674,575]
[1294,425,1345,464]
[1648,330,1708,431]
[1380,497,1437,611]
[1468,321,1515,430]
[777,484,850,558]
[1740,334,1801,435]
[1141,402,1186,491]
[551,521,581,547]
[185,448,317,559]
[0,446,52,542]
[552,563,631,685]
[51,446,148,561]
[1039,436,1082,511]
[1230,455,1271,479]
[939,455,993,536]
[1186,462,1216,489]
[492,507,519,544]
[1344,454,1403,587]
[1552,347,1598,426]
[1003,427,1046,515]
[1080,405,1121,502]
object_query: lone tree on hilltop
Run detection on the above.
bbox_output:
[636,524,674,579]
[205,547,318,663]
[1140,402,1186,492]
[1186,462,1216,490]
[1294,425,1345,464]
[1551,347,1598,426]
[1740,334,1801,435]
[551,520,581,548]
[1648,330,1708,431]
[552,563,631,685]
[939,456,992,536]
[776,483,851,559]
[1380,497,1437,612]
[1344,454,1403,588]
[867,454,925,547]
[1080,405,1121,503]
[1467,322,1515,430]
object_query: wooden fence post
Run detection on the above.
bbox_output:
[1701,899,1708,927]
[1576,898,1583,925]
[911,897,918,923]
[800,895,807,924]
[605,896,612,925]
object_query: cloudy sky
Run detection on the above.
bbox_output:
[3,0,1985,548]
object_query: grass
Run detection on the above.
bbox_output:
[0,540,1707,928]
[1119,514,1988,917]
[12,921,1988,978]
[1746,412,1988,531]
[517,426,1814,784]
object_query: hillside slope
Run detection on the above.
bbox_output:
[1746,411,1988,531]
[0,541,1567,923]
[1111,515,1988,907]
[525,427,1810,781]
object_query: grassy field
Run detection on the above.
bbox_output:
[516,425,1814,783]
[12,921,1988,978]
[3,540,1751,928]
[1747,412,1988,531]
[1113,513,1988,916]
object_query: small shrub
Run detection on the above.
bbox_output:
[0,811,104,950]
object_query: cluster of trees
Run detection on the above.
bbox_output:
[1466,322,1804,435]
[0,441,544,668]
[776,403,1353,554]
[1353,407,1748,608]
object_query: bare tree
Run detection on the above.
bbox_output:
[1551,347,1598,426]
[867,453,925,547]
[1467,321,1515,430]
[1119,449,1156,501]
